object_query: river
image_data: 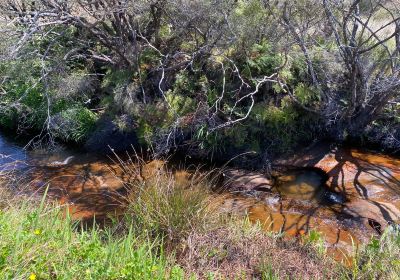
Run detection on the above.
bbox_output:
[1,132,400,264]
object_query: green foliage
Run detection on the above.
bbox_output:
[195,124,228,158]
[234,0,265,24]
[250,100,317,153]
[294,83,320,106]
[194,97,318,157]
[231,0,270,49]
[0,108,17,130]
[170,70,202,98]
[0,59,47,131]
[140,48,163,69]
[137,118,155,146]
[244,40,282,78]
[51,106,98,142]
[223,124,249,149]
[259,263,281,280]
[350,226,400,279]
[288,55,309,85]
[166,93,196,117]
[0,58,100,140]
[303,230,326,255]
[101,68,133,90]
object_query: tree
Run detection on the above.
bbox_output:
[281,0,400,138]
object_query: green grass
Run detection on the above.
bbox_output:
[349,226,400,280]
[0,191,184,279]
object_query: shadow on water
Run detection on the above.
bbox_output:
[270,144,400,239]
[216,143,400,264]
[0,133,28,170]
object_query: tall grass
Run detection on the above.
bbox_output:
[111,153,218,246]
[125,169,217,246]
[348,225,400,280]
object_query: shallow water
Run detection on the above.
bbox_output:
[275,170,326,200]
[1,133,400,264]
[0,134,27,170]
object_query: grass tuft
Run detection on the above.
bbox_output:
[124,163,217,246]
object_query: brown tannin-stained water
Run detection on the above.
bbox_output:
[1,133,400,265]
[274,169,329,201]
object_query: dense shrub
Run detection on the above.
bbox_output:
[50,106,98,143]
[1,0,399,155]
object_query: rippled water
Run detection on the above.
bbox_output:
[0,133,27,171]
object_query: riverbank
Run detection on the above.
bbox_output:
[1,169,399,279]
[0,167,337,279]
[6,139,400,253]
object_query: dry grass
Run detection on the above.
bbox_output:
[177,218,340,279]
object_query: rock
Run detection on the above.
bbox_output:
[274,169,326,200]
[47,156,75,167]
[274,143,400,232]
[222,169,274,192]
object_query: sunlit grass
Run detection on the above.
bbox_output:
[0,190,184,279]
[125,172,216,245]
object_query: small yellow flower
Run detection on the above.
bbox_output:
[29,273,37,280]
[33,229,41,235]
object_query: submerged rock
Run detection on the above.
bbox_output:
[222,169,274,192]
[47,156,75,168]
[323,191,345,204]
[274,169,327,200]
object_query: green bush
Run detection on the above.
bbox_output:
[243,40,282,79]
[294,83,320,106]
[51,106,98,142]
[250,99,318,153]
[0,107,17,130]
[0,59,47,131]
